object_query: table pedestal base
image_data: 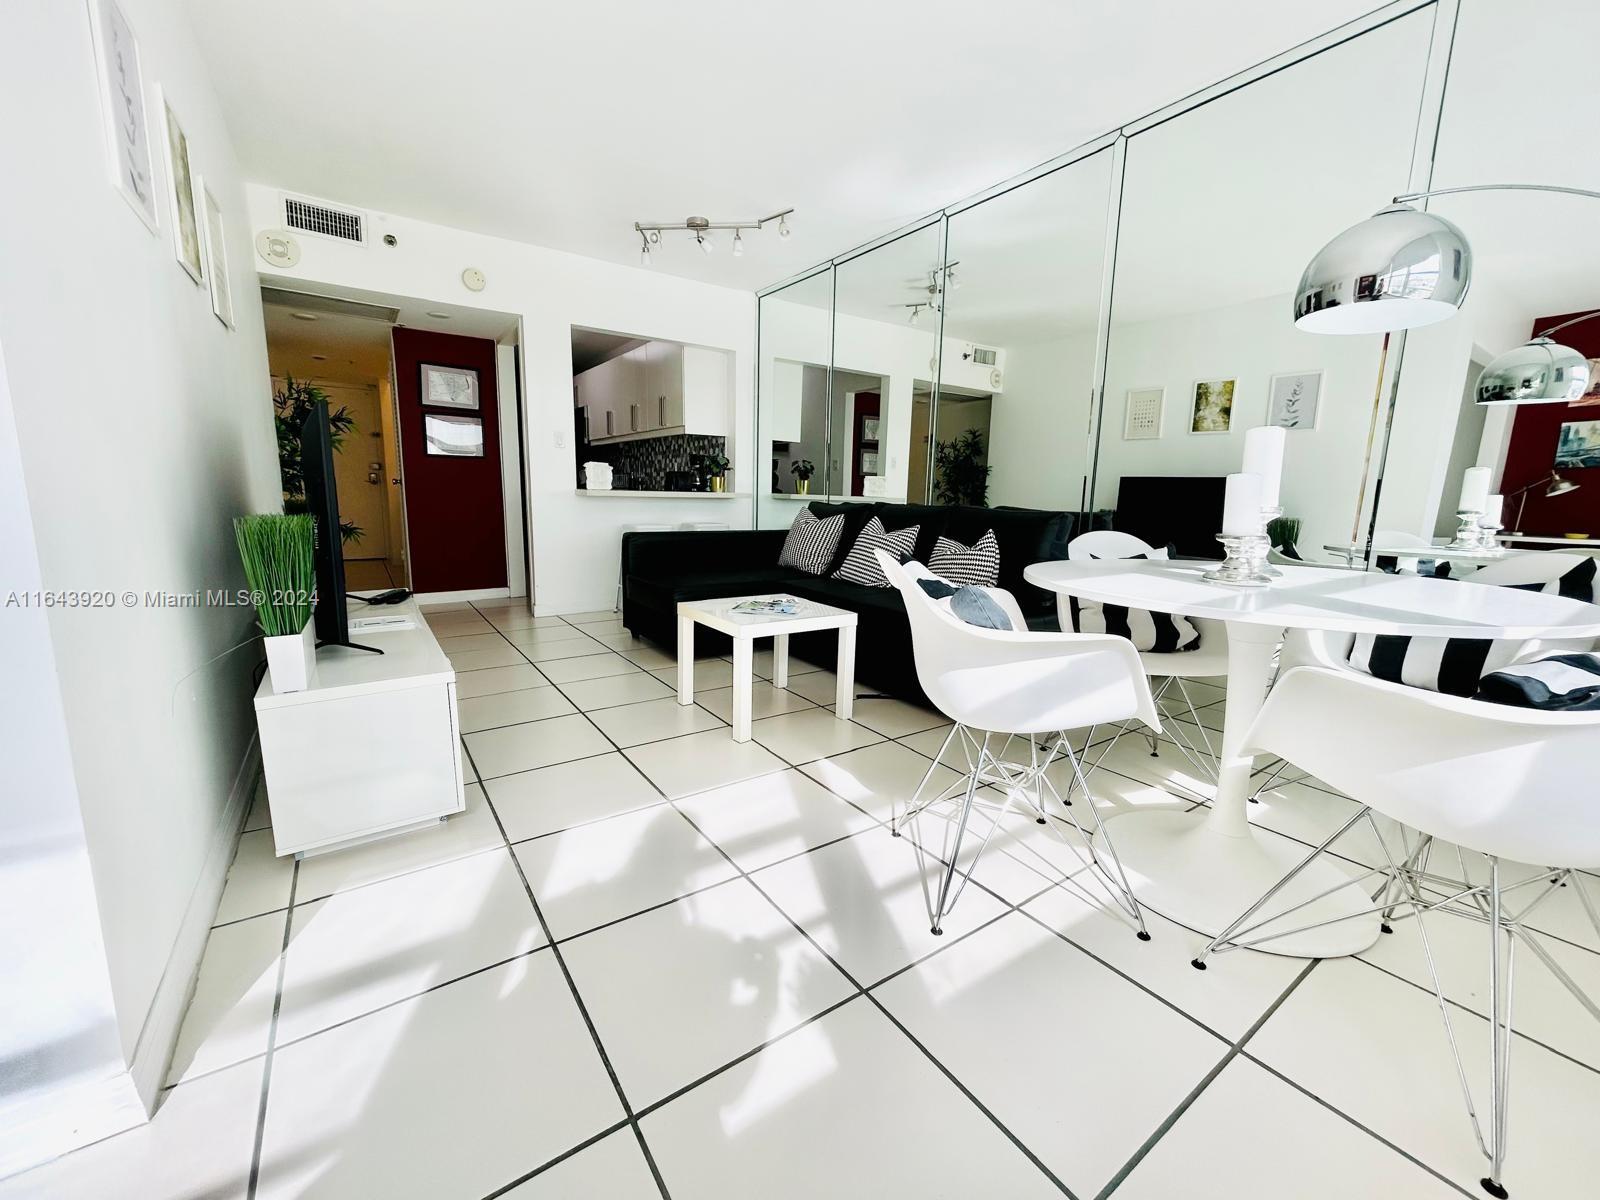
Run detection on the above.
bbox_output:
[1095,809,1382,958]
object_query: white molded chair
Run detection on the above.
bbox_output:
[876,548,1158,938]
[1064,530,1229,789]
[1195,664,1600,1198]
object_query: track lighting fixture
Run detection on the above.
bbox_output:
[631,208,794,261]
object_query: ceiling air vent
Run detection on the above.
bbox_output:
[282,194,365,244]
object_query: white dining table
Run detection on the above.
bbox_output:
[1023,559,1600,958]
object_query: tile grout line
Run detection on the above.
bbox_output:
[460,729,675,1200]
[244,857,298,1198]
[1236,1048,1479,1199]
[444,609,1530,1197]
[476,607,1080,1195]
[1093,958,1319,1199]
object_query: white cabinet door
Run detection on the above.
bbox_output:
[648,341,685,430]
[681,345,732,437]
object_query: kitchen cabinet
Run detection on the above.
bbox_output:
[576,339,730,443]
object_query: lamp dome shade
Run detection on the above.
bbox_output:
[1294,205,1472,334]
[1476,338,1591,405]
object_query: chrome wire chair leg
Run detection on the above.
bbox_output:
[929,745,985,935]
[1191,805,1373,969]
[894,724,959,837]
[1484,857,1514,1198]
[1059,737,1149,940]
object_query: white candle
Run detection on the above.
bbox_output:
[1242,426,1287,510]
[1460,466,1491,513]
[1482,494,1502,524]
[1221,472,1264,537]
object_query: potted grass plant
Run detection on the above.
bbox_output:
[234,513,317,692]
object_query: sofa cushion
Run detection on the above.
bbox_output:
[928,528,1001,586]
[945,505,1072,614]
[833,516,920,586]
[778,509,846,575]
[805,501,880,575]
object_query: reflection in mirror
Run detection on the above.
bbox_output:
[1094,10,1433,561]
[1377,2,1600,554]
[941,149,1114,513]
[830,222,944,504]
[756,268,832,528]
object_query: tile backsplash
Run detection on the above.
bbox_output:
[581,433,728,491]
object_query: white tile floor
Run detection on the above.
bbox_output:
[9,599,1600,1199]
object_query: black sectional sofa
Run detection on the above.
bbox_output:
[620,501,1074,704]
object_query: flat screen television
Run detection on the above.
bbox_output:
[299,398,373,650]
[1113,476,1228,560]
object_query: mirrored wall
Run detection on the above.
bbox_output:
[757,0,1578,569]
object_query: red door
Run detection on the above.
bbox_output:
[392,328,508,593]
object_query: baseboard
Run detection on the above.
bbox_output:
[411,586,518,605]
[126,734,261,1109]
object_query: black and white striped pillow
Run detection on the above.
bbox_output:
[928,529,1000,587]
[1504,555,1597,602]
[778,510,845,576]
[1068,599,1201,653]
[1346,634,1536,697]
[832,516,920,586]
[1477,652,1600,710]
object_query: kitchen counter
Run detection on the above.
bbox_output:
[574,489,749,499]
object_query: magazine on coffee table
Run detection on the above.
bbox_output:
[729,596,803,616]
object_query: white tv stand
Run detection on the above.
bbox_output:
[253,596,464,858]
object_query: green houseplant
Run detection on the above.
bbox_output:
[274,376,363,544]
[234,513,317,692]
[790,459,815,495]
[933,429,991,507]
[1267,515,1303,558]
[707,451,731,493]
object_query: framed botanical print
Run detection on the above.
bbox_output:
[87,0,159,232]
[421,364,479,411]
[1267,370,1323,430]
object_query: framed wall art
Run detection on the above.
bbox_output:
[1190,378,1235,434]
[421,364,479,410]
[1124,387,1164,440]
[87,0,159,232]
[1267,370,1323,430]
[424,412,484,457]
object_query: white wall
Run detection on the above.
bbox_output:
[0,0,280,1169]
[987,332,1098,512]
[1096,292,1397,557]
[244,186,757,613]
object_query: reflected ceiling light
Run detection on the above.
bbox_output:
[632,209,793,261]
[1476,310,1600,405]
[1296,183,1600,337]
[291,311,318,321]
[425,311,451,319]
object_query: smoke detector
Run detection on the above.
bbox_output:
[256,230,301,268]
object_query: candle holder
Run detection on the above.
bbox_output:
[1256,506,1284,578]
[1448,508,1486,551]
[1203,533,1273,587]
[1476,512,1505,552]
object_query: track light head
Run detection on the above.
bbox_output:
[778,215,791,239]
[641,245,651,267]
[732,230,744,257]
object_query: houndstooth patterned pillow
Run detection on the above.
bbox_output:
[928,529,1000,587]
[777,510,845,575]
[833,516,920,586]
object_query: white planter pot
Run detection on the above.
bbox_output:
[264,619,316,693]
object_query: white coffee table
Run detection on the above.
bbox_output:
[676,595,858,741]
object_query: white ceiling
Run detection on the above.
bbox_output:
[183,0,1388,293]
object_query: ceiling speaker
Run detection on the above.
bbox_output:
[255,230,302,268]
